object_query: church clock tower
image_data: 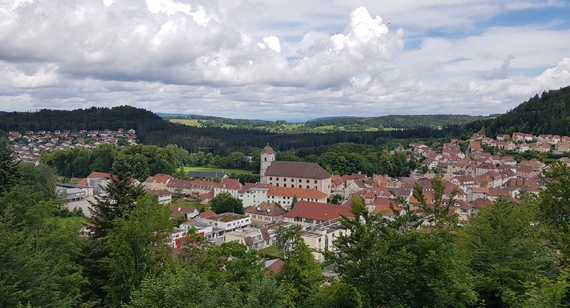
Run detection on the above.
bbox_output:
[260,144,275,178]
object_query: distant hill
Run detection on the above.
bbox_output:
[304,114,490,130]
[168,114,488,133]
[308,116,357,121]
[0,106,451,155]
[464,85,570,136]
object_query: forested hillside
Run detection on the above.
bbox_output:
[464,85,570,136]
[167,114,487,132]
[304,114,489,130]
[0,106,461,155]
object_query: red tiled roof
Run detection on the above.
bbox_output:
[284,201,354,221]
[200,210,217,218]
[170,206,197,218]
[219,178,242,190]
[245,202,287,216]
[146,173,174,183]
[87,171,111,180]
[199,190,214,199]
[370,196,400,216]
[261,144,275,154]
[265,259,283,274]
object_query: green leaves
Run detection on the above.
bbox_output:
[457,197,557,306]
[210,192,244,214]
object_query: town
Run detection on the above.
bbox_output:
[45,126,569,267]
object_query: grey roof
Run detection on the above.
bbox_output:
[186,171,227,178]
[264,161,331,179]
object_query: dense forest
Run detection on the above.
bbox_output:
[465,85,570,136]
[167,114,488,133]
[303,114,490,130]
[44,141,422,181]
[0,106,466,155]
[4,137,570,307]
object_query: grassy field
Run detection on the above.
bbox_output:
[260,246,282,259]
[183,166,253,174]
[170,119,202,127]
[313,125,336,131]
[52,216,87,228]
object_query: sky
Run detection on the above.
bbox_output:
[0,0,569,121]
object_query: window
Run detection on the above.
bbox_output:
[314,180,317,184]
[306,185,310,189]
[264,157,267,161]
[299,179,302,183]
[306,180,309,183]
[276,183,279,187]
[276,178,279,181]
[283,178,287,181]
[269,177,272,180]
[284,184,287,187]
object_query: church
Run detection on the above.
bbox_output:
[259,144,332,194]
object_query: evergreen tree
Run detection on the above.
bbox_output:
[0,138,20,196]
[88,157,146,238]
[276,237,323,307]
[291,195,298,208]
[457,197,557,307]
[100,194,174,306]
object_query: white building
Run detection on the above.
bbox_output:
[238,183,271,207]
[224,227,274,250]
[201,213,251,238]
[260,144,332,194]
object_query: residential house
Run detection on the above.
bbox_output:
[517,166,540,179]
[170,206,200,220]
[213,178,243,198]
[201,212,252,238]
[245,202,287,222]
[301,219,350,262]
[145,189,172,204]
[283,201,354,227]
[144,173,173,190]
[165,179,221,196]
[224,227,273,250]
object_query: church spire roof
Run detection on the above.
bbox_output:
[261,143,275,154]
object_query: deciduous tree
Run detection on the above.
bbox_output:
[210,192,244,214]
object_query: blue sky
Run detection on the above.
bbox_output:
[0,0,569,121]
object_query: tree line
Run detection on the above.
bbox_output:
[0,105,466,156]
[41,140,423,183]
[41,144,189,181]
[304,114,490,130]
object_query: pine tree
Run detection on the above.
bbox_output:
[0,138,20,196]
[88,157,145,238]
